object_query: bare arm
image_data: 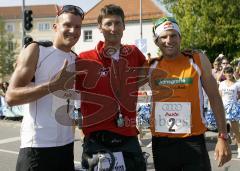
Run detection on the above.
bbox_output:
[200,53,226,133]
[216,69,224,82]
[5,43,50,106]
[5,43,73,106]
[237,86,240,100]
[199,53,231,166]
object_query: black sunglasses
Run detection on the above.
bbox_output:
[57,5,84,20]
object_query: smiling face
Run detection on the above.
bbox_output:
[53,13,82,52]
[98,15,125,46]
[223,66,234,81]
[221,59,229,68]
[224,71,234,81]
[156,29,181,59]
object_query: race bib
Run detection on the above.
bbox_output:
[94,152,126,171]
[154,102,191,134]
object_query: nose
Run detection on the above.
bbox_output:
[69,27,81,36]
[110,24,117,32]
[165,36,172,44]
[69,27,75,33]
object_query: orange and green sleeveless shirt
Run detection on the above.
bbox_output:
[150,53,207,138]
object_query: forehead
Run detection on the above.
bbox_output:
[58,13,82,23]
[159,29,180,37]
[101,15,123,23]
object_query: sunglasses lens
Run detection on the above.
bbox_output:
[58,5,84,19]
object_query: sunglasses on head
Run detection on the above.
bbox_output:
[57,5,84,20]
[154,17,178,28]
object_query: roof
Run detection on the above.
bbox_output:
[0,1,165,22]
[83,0,165,24]
[0,5,56,19]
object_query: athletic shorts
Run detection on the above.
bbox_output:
[16,142,74,171]
[82,131,146,171]
[152,134,211,171]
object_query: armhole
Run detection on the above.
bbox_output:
[30,44,41,83]
[192,53,203,75]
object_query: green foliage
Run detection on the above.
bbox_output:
[159,0,240,62]
[0,17,16,80]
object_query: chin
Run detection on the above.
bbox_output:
[65,41,77,47]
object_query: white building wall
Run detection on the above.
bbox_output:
[75,21,159,58]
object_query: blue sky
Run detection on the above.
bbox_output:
[0,0,101,11]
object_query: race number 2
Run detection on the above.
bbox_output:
[154,102,191,134]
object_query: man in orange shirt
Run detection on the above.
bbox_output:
[149,17,231,171]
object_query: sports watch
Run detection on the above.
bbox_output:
[218,133,229,141]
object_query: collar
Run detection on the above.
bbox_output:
[96,41,133,61]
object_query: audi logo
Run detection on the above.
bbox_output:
[162,104,182,111]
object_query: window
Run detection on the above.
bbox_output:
[38,23,50,31]
[84,30,92,42]
[7,41,14,51]
[5,23,14,32]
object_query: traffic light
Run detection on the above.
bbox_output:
[24,35,33,45]
[24,10,33,31]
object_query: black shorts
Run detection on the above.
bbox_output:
[16,142,74,171]
[152,134,211,171]
[82,131,146,171]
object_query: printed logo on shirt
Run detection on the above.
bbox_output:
[155,77,193,85]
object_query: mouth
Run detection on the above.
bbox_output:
[164,46,175,50]
[65,34,78,41]
[110,34,120,37]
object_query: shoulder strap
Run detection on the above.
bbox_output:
[24,40,53,48]
[182,50,202,80]
[70,50,78,58]
[24,41,53,82]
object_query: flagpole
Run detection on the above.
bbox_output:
[22,0,26,46]
[140,0,142,40]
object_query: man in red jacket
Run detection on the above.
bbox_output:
[75,4,147,171]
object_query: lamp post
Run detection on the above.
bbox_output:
[140,0,142,40]
[22,0,25,46]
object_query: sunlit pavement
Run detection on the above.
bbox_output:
[0,119,240,171]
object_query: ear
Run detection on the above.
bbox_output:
[53,23,57,32]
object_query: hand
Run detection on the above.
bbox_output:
[214,138,232,167]
[49,59,75,92]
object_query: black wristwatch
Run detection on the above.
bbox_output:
[218,133,229,141]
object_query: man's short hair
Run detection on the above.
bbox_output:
[97,4,125,25]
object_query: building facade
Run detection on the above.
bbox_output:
[0,0,165,58]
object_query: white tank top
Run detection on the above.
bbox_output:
[219,81,240,106]
[20,46,76,148]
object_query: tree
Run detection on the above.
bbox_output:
[0,17,16,80]
[159,0,240,62]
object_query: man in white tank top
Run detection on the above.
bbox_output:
[5,5,84,171]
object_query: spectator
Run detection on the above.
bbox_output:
[219,66,240,159]
[216,57,230,82]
